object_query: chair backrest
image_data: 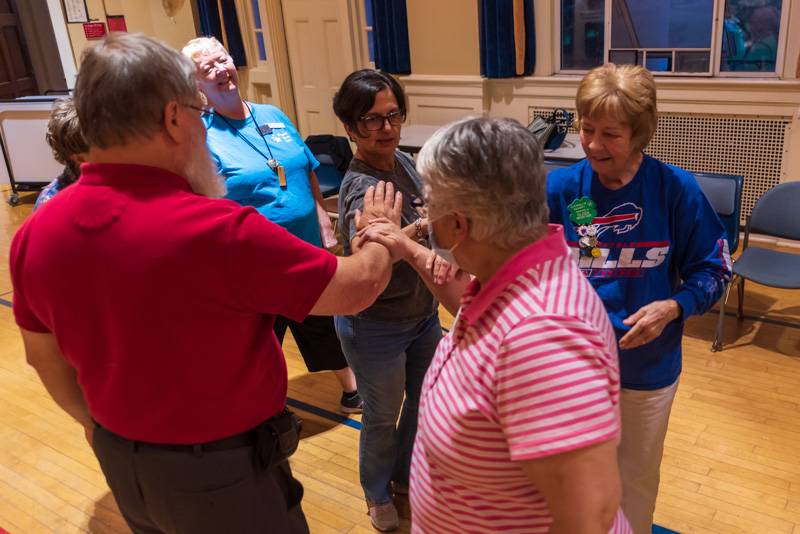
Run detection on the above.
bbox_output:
[749,181,800,241]
[694,172,744,254]
[314,157,345,197]
[304,134,353,198]
[305,134,353,172]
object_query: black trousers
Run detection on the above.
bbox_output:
[92,425,309,534]
[274,314,348,373]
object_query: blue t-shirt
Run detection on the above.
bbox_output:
[206,103,322,247]
[547,155,731,390]
[34,178,62,211]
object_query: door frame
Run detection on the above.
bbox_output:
[0,0,38,97]
[230,0,298,122]
[227,0,370,127]
[16,0,71,94]
[44,0,77,88]
[246,0,370,125]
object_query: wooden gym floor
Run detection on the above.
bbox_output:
[0,184,799,533]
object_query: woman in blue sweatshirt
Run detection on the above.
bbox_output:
[547,64,731,534]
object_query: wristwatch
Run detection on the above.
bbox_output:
[414,218,426,242]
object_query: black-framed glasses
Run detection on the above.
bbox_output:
[358,110,406,131]
[184,103,214,118]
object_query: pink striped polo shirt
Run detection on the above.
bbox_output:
[410,225,631,533]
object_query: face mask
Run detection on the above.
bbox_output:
[428,214,462,270]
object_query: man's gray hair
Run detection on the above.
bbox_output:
[417,117,548,249]
[75,32,198,149]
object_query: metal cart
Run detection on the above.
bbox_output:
[0,96,63,206]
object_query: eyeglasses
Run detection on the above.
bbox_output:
[358,110,406,131]
[184,103,214,118]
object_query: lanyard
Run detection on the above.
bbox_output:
[214,102,279,169]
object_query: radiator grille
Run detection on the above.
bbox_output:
[530,107,791,222]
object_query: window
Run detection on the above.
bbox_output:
[558,0,787,76]
[561,0,605,71]
[250,0,267,62]
[720,0,782,72]
[609,0,714,74]
[364,0,375,64]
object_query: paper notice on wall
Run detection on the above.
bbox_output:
[62,0,89,23]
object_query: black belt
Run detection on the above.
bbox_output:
[96,409,301,468]
[135,427,259,453]
[97,421,260,453]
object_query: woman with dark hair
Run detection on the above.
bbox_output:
[333,69,466,532]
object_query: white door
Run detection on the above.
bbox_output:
[281,0,358,138]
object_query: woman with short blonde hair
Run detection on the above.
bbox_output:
[547,63,731,534]
[575,63,657,153]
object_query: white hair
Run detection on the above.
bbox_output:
[417,117,549,249]
[181,36,229,63]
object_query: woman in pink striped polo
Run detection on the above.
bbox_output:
[365,117,631,533]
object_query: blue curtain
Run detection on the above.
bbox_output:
[479,0,535,78]
[371,0,411,74]
[195,0,248,67]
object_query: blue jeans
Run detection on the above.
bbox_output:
[334,313,442,505]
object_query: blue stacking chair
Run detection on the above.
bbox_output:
[695,172,744,255]
[314,153,346,197]
[712,181,800,351]
[304,134,353,198]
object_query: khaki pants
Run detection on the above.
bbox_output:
[618,380,679,534]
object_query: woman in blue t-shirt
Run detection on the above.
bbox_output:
[547,63,731,534]
[182,37,361,414]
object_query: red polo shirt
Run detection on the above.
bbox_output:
[10,163,337,443]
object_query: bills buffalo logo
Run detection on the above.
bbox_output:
[567,202,672,278]
[593,202,642,237]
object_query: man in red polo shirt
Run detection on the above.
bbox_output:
[9,33,398,534]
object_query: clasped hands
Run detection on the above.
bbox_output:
[353,181,457,285]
